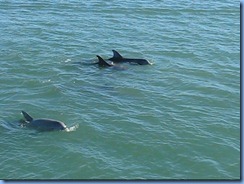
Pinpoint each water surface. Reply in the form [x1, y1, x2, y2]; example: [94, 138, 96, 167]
[0, 0, 240, 180]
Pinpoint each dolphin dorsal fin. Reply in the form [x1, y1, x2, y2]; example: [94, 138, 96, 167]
[22, 111, 33, 121]
[96, 55, 112, 67]
[112, 50, 123, 59]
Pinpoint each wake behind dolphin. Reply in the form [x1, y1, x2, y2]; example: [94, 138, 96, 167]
[21, 111, 76, 132]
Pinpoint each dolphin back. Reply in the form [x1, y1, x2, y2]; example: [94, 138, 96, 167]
[96, 55, 113, 67]
[22, 111, 33, 122]
[109, 50, 151, 65]
[30, 119, 67, 131]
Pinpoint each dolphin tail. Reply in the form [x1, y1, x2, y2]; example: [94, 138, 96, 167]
[21, 111, 33, 121]
[111, 50, 123, 59]
[96, 55, 112, 67]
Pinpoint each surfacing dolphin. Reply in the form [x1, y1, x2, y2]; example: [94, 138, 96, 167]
[95, 55, 127, 70]
[21, 111, 67, 131]
[108, 50, 152, 65]
[96, 55, 114, 67]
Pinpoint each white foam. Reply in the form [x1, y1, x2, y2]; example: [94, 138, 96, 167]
[64, 59, 71, 63]
[65, 124, 79, 132]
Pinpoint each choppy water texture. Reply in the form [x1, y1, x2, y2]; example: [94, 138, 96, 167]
[0, 0, 240, 180]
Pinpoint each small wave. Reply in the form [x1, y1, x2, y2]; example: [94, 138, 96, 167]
[148, 60, 154, 65]
[60, 59, 72, 63]
[65, 124, 79, 132]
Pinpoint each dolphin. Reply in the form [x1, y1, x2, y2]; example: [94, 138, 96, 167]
[96, 55, 114, 67]
[108, 50, 152, 65]
[95, 55, 127, 70]
[21, 111, 67, 131]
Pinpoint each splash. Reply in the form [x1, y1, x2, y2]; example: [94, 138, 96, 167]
[64, 59, 71, 63]
[65, 124, 79, 132]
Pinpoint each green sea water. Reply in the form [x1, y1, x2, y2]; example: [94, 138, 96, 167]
[0, 0, 240, 180]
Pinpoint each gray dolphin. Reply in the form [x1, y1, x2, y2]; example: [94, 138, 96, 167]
[108, 50, 152, 65]
[21, 111, 67, 131]
[95, 55, 127, 70]
[96, 55, 114, 67]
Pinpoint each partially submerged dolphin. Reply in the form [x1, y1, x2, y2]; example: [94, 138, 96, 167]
[21, 111, 67, 131]
[95, 55, 127, 70]
[108, 50, 152, 65]
[96, 55, 114, 67]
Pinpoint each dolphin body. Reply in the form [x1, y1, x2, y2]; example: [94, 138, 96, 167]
[95, 55, 127, 70]
[21, 111, 67, 131]
[108, 50, 152, 65]
[96, 55, 114, 67]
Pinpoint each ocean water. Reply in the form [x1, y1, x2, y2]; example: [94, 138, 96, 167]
[0, 0, 240, 180]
